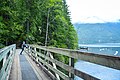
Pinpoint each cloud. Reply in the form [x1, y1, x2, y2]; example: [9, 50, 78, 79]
[66, 0, 120, 23]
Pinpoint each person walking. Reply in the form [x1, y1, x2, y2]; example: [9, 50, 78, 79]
[20, 41, 26, 55]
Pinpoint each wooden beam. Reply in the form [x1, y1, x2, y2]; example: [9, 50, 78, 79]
[49, 52, 60, 80]
[32, 50, 100, 80]
[0, 44, 16, 80]
[38, 57, 70, 80]
[69, 57, 74, 79]
[30, 45, 120, 70]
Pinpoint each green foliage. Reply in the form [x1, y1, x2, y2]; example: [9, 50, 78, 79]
[0, 0, 78, 58]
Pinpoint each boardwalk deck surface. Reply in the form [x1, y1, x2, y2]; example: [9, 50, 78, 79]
[9, 49, 51, 80]
[20, 54, 39, 80]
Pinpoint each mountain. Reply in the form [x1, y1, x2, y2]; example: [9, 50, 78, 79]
[73, 22, 120, 44]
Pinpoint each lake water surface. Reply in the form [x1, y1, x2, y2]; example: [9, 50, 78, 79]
[75, 43, 120, 80]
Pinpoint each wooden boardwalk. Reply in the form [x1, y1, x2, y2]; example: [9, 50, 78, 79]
[9, 49, 51, 80]
[1, 44, 120, 80]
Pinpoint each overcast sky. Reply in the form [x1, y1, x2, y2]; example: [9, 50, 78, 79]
[66, 0, 120, 23]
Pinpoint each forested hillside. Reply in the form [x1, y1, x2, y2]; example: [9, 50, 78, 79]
[0, 0, 78, 49]
[74, 22, 120, 44]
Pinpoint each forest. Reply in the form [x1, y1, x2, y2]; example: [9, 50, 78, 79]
[0, 0, 78, 49]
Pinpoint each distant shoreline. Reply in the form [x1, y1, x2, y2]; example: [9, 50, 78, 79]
[79, 43, 120, 48]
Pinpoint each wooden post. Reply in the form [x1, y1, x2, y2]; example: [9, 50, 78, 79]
[6, 49, 13, 80]
[49, 52, 60, 80]
[10, 49, 12, 56]
[28, 46, 31, 55]
[34, 48, 38, 62]
[0, 59, 3, 70]
[39, 49, 41, 53]
[12, 45, 15, 55]
[38, 49, 41, 62]
[69, 57, 74, 79]
[10, 49, 13, 60]
[3, 55, 7, 67]
[28, 46, 29, 53]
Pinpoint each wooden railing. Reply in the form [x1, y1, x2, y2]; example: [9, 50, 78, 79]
[26, 44, 120, 80]
[0, 44, 16, 80]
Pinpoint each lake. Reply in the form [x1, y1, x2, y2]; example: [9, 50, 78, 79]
[75, 43, 120, 80]
[79, 43, 120, 56]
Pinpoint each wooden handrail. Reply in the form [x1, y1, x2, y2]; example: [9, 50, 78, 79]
[27, 44, 120, 80]
[0, 44, 16, 80]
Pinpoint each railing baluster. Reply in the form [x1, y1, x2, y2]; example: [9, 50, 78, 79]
[0, 44, 16, 80]
[29, 47, 32, 55]
[3, 54, 7, 67]
[34, 48, 39, 62]
[49, 52, 60, 80]
[69, 57, 74, 79]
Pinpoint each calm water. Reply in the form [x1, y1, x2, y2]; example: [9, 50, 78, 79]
[79, 43, 120, 56]
[80, 47, 120, 56]
[75, 43, 120, 80]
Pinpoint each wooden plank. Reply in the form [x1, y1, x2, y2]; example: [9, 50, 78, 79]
[26, 52, 58, 80]
[38, 50, 99, 80]
[69, 57, 74, 79]
[36, 51, 72, 71]
[3, 58, 13, 80]
[49, 52, 60, 80]
[0, 55, 12, 79]
[7, 50, 15, 80]
[35, 52, 68, 79]
[32, 50, 99, 80]
[30, 45, 120, 70]
[32, 50, 60, 80]
[38, 57, 70, 80]
[9, 50, 22, 80]
[0, 47, 10, 61]
[24, 52, 52, 80]
[0, 44, 16, 80]
[0, 44, 15, 61]
[30, 51, 100, 80]
[39, 54, 100, 80]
